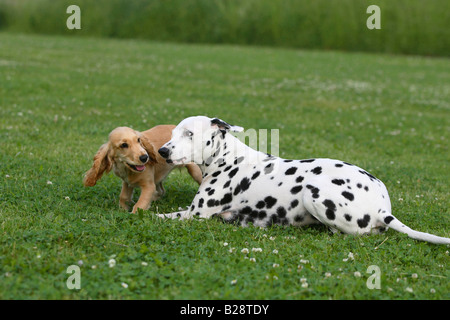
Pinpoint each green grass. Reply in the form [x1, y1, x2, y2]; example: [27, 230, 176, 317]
[1, 0, 449, 56]
[0, 33, 449, 299]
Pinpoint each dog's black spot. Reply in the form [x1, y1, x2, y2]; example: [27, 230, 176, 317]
[278, 182, 283, 186]
[290, 199, 299, 208]
[198, 198, 204, 208]
[364, 186, 369, 192]
[306, 184, 320, 198]
[344, 214, 352, 222]
[342, 191, 354, 201]
[212, 171, 221, 177]
[290, 185, 303, 194]
[384, 216, 394, 224]
[239, 177, 251, 192]
[268, 214, 279, 226]
[284, 160, 293, 163]
[206, 140, 211, 146]
[264, 196, 277, 209]
[256, 201, 265, 209]
[228, 167, 239, 178]
[294, 214, 304, 222]
[190, 204, 195, 211]
[210, 179, 217, 184]
[357, 214, 371, 228]
[300, 159, 315, 163]
[234, 156, 245, 165]
[195, 212, 200, 216]
[208, 189, 215, 196]
[258, 211, 267, 219]
[312, 166, 322, 175]
[322, 199, 336, 220]
[223, 180, 231, 188]
[240, 206, 252, 215]
[205, 156, 213, 166]
[296, 176, 304, 183]
[357, 183, 362, 188]
[276, 206, 287, 218]
[359, 170, 379, 182]
[285, 167, 297, 175]
[220, 193, 233, 205]
[233, 184, 241, 195]
[335, 163, 344, 168]
[207, 199, 216, 207]
[264, 163, 274, 174]
[251, 171, 261, 180]
[332, 179, 346, 186]
[224, 165, 232, 172]
[343, 162, 354, 166]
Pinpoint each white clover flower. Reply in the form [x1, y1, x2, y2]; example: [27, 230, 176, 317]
[249, 258, 256, 262]
[430, 288, 436, 294]
[252, 248, 262, 252]
[405, 287, 413, 293]
[272, 249, 278, 254]
[223, 242, 229, 246]
[299, 259, 309, 264]
[108, 259, 116, 268]
[230, 279, 237, 285]
[354, 271, 362, 278]
[141, 262, 148, 266]
[269, 236, 276, 241]
[325, 272, 331, 278]
[348, 252, 354, 260]
[300, 278, 307, 283]
[46, 180, 53, 185]
[273, 263, 279, 268]
[241, 248, 249, 254]
[301, 282, 308, 288]
[121, 282, 128, 288]
[411, 273, 418, 279]
[77, 260, 83, 266]
[65, 196, 70, 200]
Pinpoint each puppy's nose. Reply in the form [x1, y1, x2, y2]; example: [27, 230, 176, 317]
[139, 154, 149, 163]
[158, 147, 170, 159]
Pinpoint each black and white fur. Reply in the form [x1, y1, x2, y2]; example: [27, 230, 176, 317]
[157, 116, 450, 245]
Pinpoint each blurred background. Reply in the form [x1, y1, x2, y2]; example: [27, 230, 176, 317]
[0, 0, 449, 57]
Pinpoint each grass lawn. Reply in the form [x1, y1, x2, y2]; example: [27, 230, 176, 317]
[0, 33, 449, 300]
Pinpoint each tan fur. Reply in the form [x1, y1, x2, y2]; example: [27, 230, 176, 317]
[83, 125, 202, 213]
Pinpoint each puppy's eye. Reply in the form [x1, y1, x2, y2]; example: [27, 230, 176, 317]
[137, 138, 141, 143]
[120, 143, 128, 148]
[186, 130, 193, 137]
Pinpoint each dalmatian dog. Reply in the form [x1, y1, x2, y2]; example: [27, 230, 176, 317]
[157, 116, 450, 245]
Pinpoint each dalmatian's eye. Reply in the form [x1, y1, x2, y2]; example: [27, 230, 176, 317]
[185, 130, 193, 137]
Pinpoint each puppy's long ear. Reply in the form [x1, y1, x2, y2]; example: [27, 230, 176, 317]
[83, 143, 113, 186]
[139, 135, 157, 163]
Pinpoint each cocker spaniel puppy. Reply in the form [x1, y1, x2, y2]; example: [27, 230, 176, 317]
[83, 125, 202, 213]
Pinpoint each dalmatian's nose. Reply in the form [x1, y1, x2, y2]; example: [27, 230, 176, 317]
[158, 147, 170, 159]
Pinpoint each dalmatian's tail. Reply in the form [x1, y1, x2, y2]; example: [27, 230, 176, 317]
[386, 216, 450, 245]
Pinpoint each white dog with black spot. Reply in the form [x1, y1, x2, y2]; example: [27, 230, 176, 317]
[157, 116, 450, 245]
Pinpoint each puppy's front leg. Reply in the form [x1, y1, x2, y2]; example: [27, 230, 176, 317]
[119, 182, 134, 211]
[132, 182, 156, 213]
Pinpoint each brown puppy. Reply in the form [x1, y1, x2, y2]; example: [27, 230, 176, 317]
[83, 125, 202, 213]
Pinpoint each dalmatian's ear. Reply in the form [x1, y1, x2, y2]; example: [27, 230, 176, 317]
[210, 118, 244, 133]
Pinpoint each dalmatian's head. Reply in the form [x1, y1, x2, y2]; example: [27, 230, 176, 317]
[158, 116, 243, 165]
